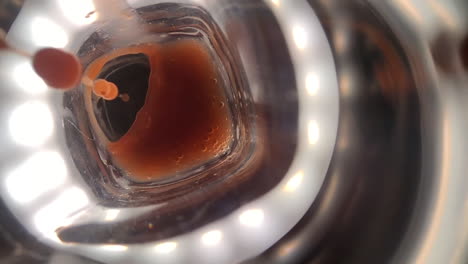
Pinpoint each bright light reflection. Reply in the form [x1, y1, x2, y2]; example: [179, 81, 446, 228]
[13, 62, 48, 94]
[34, 187, 89, 236]
[201, 230, 222, 246]
[32, 17, 69, 48]
[155, 242, 177, 254]
[239, 209, 264, 227]
[278, 240, 299, 257]
[305, 73, 319, 96]
[340, 72, 352, 97]
[102, 245, 128, 251]
[393, 0, 423, 25]
[6, 151, 67, 203]
[9, 101, 54, 147]
[105, 209, 120, 221]
[428, 0, 457, 29]
[308, 120, 319, 145]
[59, 0, 97, 25]
[284, 171, 304, 192]
[292, 25, 307, 50]
[271, 0, 280, 6]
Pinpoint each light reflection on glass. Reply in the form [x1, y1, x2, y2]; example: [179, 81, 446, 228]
[32, 17, 69, 48]
[277, 239, 299, 257]
[154, 241, 177, 254]
[105, 209, 120, 221]
[305, 72, 319, 96]
[13, 62, 48, 94]
[9, 101, 54, 147]
[34, 187, 89, 236]
[6, 151, 67, 203]
[58, 0, 97, 25]
[308, 120, 319, 145]
[239, 209, 264, 227]
[292, 25, 307, 50]
[101, 245, 128, 251]
[428, 0, 457, 29]
[271, 0, 280, 7]
[284, 171, 304, 192]
[201, 230, 222, 246]
[339, 72, 352, 97]
[392, 0, 423, 25]
[334, 29, 348, 54]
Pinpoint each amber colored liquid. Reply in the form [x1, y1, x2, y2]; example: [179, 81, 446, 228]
[84, 40, 232, 181]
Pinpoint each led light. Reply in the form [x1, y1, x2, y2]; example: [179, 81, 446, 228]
[105, 209, 120, 221]
[13, 62, 48, 94]
[102, 245, 128, 251]
[293, 25, 307, 50]
[239, 209, 264, 227]
[6, 151, 66, 203]
[305, 73, 319, 96]
[9, 101, 54, 147]
[32, 17, 69, 48]
[284, 171, 304, 192]
[308, 120, 319, 145]
[155, 242, 177, 254]
[34, 187, 89, 235]
[201, 230, 222, 246]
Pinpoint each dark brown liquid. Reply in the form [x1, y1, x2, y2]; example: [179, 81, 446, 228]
[85, 40, 232, 181]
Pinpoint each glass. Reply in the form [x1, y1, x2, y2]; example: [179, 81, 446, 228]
[0, 0, 467, 264]
[0, 0, 337, 263]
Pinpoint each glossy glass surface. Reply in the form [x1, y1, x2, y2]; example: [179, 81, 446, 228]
[0, 0, 467, 264]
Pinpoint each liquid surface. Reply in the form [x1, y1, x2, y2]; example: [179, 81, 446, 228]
[84, 40, 233, 181]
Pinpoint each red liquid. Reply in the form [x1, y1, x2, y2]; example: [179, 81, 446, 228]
[33, 48, 82, 89]
[84, 40, 232, 181]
